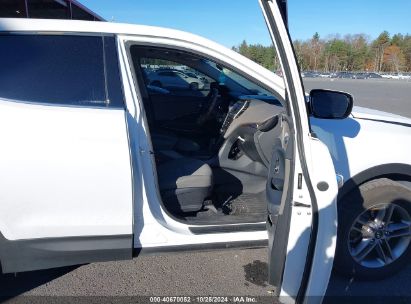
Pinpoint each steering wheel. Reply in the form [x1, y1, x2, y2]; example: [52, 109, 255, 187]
[197, 83, 220, 125]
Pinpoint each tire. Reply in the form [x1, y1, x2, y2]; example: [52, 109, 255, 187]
[335, 178, 411, 280]
[189, 82, 199, 90]
[151, 80, 162, 88]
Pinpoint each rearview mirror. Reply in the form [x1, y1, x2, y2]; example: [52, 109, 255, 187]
[309, 89, 353, 119]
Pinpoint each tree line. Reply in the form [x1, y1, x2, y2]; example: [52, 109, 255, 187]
[232, 32, 411, 73]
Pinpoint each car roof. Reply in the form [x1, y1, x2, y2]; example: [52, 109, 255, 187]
[0, 18, 215, 45]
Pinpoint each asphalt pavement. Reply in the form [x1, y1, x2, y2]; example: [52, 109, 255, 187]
[1, 78, 411, 303]
[2, 247, 411, 303]
[304, 78, 411, 119]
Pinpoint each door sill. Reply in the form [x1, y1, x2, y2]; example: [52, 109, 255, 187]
[188, 222, 265, 234]
[133, 239, 268, 257]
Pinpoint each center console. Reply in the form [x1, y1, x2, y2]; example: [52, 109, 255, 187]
[219, 100, 250, 136]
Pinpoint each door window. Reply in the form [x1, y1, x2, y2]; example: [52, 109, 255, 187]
[0, 35, 123, 108]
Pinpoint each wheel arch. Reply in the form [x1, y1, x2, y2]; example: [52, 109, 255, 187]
[338, 163, 411, 203]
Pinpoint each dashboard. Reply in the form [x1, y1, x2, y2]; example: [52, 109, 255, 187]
[216, 98, 284, 176]
[220, 100, 250, 136]
[220, 99, 283, 139]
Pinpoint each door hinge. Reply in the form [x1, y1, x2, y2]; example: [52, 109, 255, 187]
[293, 201, 311, 208]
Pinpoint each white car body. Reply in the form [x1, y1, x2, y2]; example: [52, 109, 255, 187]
[398, 73, 411, 80]
[0, 1, 410, 302]
[318, 73, 331, 78]
[383, 73, 411, 80]
[312, 106, 411, 199]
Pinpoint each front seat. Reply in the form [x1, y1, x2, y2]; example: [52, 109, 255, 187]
[157, 158, 213, 214]
[150, 83, 220, 154]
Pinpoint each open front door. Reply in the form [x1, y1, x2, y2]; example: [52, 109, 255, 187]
[259, 0, 339, 303]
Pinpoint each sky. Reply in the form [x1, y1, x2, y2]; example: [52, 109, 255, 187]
[81, 0, 411, 47]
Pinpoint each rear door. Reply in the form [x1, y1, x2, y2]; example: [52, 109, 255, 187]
[259, 0, 339, 302]
[0, 34, 133, 273]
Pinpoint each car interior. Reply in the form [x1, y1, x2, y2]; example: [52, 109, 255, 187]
[130, 45, 286, 225]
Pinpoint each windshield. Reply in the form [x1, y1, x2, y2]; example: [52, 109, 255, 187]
[206, 60, 272, 96]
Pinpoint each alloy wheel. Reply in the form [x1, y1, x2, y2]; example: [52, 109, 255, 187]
[348, 203, 411, 268]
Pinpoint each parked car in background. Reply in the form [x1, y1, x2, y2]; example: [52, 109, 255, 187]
[352, 72, 368, 79]
[380, 73, 411, 80]
[301, 71, 320, 78]
[302, 71, 390, 80]
[349, 72, 382, 79]
[399, 73, 411, 80]
[148, 69, 205, 90]
[318, 72, 331, 78]
[366, 72, 383, 79]
[335, 71, 354, 79]
[183, 71, 209, 83]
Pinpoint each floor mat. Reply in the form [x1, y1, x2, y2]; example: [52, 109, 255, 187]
[182, 192, 267, 224]
[216, 192, 267, 216]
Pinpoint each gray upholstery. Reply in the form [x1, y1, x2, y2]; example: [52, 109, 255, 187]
[157, 158, 213, 213]
[158, 158, 212, 189]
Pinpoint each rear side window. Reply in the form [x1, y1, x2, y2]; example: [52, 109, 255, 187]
[0, 35, 123, 108]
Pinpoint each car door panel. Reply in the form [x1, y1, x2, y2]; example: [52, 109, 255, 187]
[0, 104, 132, 239]
[260, 0, 338, 301]
[0, 102, 133, 272]
[0, 33, 133, 273]
[266, 114, 293, 287]
[302, 138, 338, 299]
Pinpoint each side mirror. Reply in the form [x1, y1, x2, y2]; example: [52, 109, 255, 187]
[309, 89, 353, 119]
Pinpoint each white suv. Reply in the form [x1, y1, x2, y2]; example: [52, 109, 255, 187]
[0, 1, 410, 302]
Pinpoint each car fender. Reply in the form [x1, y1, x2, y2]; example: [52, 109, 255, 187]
[337, 163, 411, 201]
[310, 116, 411, 203]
